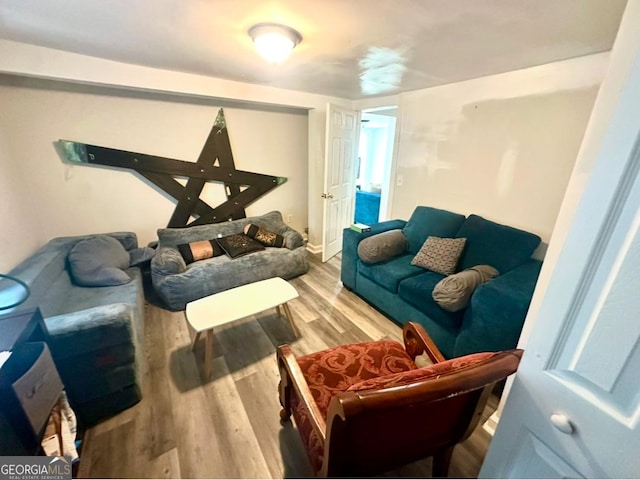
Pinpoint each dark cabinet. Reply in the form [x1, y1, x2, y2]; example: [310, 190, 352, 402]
[1, 342, 64, 455]
[0, 309, 64, 455]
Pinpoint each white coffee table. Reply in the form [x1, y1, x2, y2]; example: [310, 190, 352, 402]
[185, 277, 300, 379]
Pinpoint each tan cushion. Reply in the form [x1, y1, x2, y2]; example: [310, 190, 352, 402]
[177, 239, 224, 264]
[432, 265, 499, 312]
[357, 229, 407, 264]
[411, 236, 466, 275]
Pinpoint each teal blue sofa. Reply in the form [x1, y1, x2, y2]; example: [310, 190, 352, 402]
[341, 206, 542, 359]
[4, 232, 145, 425]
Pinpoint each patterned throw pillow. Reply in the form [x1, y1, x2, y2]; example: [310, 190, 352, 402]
[177, 239, 224, 264]
[243, 223, 286, 247]
[411, 236, 467, 275]
[216, 233, 265, 258]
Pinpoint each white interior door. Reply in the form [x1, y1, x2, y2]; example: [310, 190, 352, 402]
[321, 103, 359, 262]
[481, 3, 640, 477]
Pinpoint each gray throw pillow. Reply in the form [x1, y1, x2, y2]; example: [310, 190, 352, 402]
[432, 265, 499, 312]
[68, 235, 131, 287]
[357, 229, 408, 264]
[411, 236, 467, 275]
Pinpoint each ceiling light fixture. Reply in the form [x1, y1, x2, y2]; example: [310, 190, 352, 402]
[248, 23, 302, 64]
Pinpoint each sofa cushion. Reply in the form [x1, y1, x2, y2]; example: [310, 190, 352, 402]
[456, 214, 541, 273]
[348, 351, 497, 391]
[411, 236, 466, 275]
[290, 340, 416, 473]
[41, 266, 141, 318]
[398, 272, 465, 328]
[357, 229, 407, 264]
[68, 235, 131, 287]
[402, 206, 466, 254]
[358, 254, 424, 293]
[296, 339, 417, 416]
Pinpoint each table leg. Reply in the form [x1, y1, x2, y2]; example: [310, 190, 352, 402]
[276, 305, 282, 317]
[204, 329, 214, 380]
[282, 302, 299, 337]
[191, 331, 201, 351]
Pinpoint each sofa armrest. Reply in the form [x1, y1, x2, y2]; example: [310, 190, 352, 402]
[340, 219, 407, 289]
[280, 226, 305, 250]
[403, 322, 446, 363]
[44, 303, 138, 357]
[151, 246, 187, 276]
[46, 231, 139, 251]
[249, 211, 304, 250]
[277, 344, 327, 441]
[453, 259, 542, 357]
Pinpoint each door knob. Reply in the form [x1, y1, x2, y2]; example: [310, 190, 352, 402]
[321, 193, 334, 199]
[550, 413, 575, 435]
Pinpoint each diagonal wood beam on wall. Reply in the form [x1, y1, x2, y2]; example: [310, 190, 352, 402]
[57, 108, 286, 227]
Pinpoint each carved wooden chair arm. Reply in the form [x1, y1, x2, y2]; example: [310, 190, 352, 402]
[402, 322, 446, 363]
[277, 344, 327, 442]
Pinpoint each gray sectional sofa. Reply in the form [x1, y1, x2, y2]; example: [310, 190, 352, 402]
[4, 232, 146, 425]
[151, 210, 310, 311]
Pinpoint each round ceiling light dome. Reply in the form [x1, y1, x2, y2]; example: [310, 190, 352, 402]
[248, 23, 302, 64]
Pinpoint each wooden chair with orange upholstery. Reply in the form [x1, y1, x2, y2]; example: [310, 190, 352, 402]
[277, 321, 523, 477]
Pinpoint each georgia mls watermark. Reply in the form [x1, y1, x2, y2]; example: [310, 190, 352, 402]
[0, 456, 71, 480]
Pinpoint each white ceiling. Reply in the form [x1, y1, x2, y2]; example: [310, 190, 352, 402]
[0, 0, 628, 100]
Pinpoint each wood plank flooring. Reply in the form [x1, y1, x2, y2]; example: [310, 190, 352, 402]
[76, 253, 497, 478]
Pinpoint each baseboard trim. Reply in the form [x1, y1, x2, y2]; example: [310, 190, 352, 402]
[482, 410, 500, 436]
[306, 243, 322, 254]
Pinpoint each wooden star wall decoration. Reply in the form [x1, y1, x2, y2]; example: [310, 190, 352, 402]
[58, 108, 286, 227]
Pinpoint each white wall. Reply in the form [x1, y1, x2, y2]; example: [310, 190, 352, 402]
[517, 1, 640, 348]
[390, 53, 609, 248]
[0, 124, 45, 271]
[0, 39, 349, 259]
[0, 75, 308, 268]
[0, 40, 612, 261]
[306, 109, 327, 251]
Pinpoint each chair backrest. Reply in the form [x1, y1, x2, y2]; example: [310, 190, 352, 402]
[320, 349, 523, 477]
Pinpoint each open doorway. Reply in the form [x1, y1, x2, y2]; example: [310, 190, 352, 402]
[354, 107, 397, 226]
